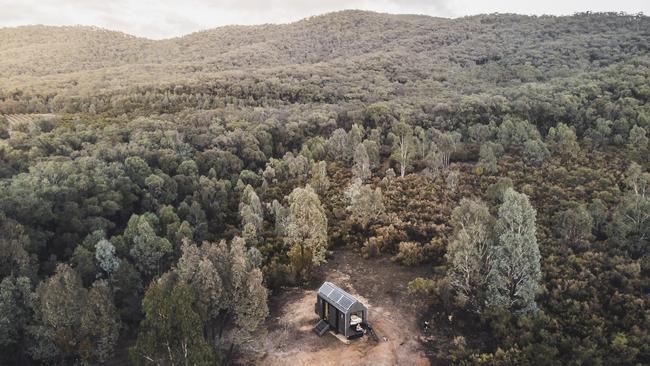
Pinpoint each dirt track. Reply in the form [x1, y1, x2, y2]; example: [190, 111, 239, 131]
[256, 249, 431, 366]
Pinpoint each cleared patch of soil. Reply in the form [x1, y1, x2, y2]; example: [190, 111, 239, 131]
[255, 249, 431, 366]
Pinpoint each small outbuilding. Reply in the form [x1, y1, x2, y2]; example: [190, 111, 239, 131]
[313, 282, 368, 339]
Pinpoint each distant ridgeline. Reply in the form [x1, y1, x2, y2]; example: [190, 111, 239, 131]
[0, 11, 647, 124]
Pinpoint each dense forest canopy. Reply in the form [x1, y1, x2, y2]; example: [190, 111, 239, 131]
[0, 10, 649, 366]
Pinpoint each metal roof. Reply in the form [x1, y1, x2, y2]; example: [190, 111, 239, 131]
[317, 282, 364, 312]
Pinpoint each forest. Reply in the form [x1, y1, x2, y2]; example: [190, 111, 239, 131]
[0, 10, 649, 366]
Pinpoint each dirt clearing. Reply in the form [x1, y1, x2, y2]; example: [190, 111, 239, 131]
[255, 249, 432, 366]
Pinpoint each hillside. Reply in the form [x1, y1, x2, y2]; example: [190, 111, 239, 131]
[1, 11, 648, 115]
[0, 10, 649, 366]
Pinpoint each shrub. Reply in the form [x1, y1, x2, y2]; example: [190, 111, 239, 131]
[392, 242, 424, 266]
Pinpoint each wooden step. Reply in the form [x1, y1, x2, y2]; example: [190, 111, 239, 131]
[313, 319, 330, 336]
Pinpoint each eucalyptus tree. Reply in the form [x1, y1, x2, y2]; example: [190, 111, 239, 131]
[286, 185, 328, 280]
[239, 184, 263, 242]
[352, 143, 371, 182]
[488, 188, 541, 313]
[308, 161, 330, 196]
[446, 198, 494, 311]
[546, 122, 579, 160]
[345, 179, 386, 229]
[390, 118, 414, 177]
[609, 163, 650, 257]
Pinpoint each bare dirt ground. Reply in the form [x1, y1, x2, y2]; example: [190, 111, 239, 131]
[255, 249, 432, 366]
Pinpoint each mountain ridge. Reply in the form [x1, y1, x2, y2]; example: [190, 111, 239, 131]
[0, 10, 647, 115]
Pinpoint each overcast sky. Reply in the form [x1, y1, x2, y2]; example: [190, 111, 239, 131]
[0, 0, 647, 39]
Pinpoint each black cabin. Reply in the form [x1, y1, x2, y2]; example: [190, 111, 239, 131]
[313, 282, 368, 339]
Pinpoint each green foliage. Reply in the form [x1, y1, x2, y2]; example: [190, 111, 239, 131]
[0, 276, 34, 363]
[239, 184, 263, 242]
[489, 189, 541, 313]
[609, 163, 650, 258]
[446, 198, 494, 311]
[487, 177, 515, 205]
[352, 143, 371, 181]
[345, 179, 386, 229]
[176, 238, 268, 354]
[0, 11, 649, 365]
[546, 123, 579, 160]
[95, 239, 120, 277]
[286, 185, 328, 280]
[125, 214, 173, 278]
[497, 117, 540, 151]
[130, 274, 216, 366]
[554, 205, 593, 246]
[522, 139, 550, 166]
[79, 280, 120, 365]
[0, 214, 35, 279]
[308, 161, 330, 196]
[478, 143, 499, 174]
[627, 125, 648, 162]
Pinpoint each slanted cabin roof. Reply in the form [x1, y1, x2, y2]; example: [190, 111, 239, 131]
[318, 282, 365, 314]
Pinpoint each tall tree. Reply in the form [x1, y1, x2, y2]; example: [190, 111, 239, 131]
[79, 280, 120, 365]
[352, 143, 371, 182]
[130, 274, 215, 366]
[0, 276, 34, 365]
[239, 185, 263, 243]
[32, 264, 87, 364]
[446, 198, 495, 311]
[176, 238, 268, 356]
[546, 122, 579, 160]
[390, 118, 414, 177]
[609, 163, 650, 257]
[326, 128, 348, 162]
[436, 132, 461, 169]
[286, 185, 328, 280]
[627, 125, 648, 162]
[478, 143, 498, 174]
[488, 188, 541, 313]
[522, 139, 550, 166]
[308, 161, 330, 196]
[0, 214, 35, 279]
[126, 214, 172, 278]
[345, 179, 386, 229]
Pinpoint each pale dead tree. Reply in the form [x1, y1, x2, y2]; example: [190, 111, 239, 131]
[390, 118, 414, 177]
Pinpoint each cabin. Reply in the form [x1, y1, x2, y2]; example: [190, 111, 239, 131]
[313, 282, 368, 339]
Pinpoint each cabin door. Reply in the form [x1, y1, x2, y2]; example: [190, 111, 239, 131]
[327, 303, 337, 329]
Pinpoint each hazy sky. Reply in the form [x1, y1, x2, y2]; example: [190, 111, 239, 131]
[0, 0, 647, 39]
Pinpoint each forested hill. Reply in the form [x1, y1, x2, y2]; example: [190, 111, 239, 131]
[1, 10, 650, 366]
[0, 11, 648, 115]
